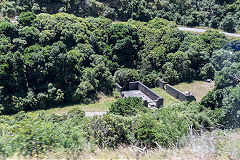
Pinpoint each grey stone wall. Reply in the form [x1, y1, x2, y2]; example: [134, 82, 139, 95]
[138, 82, 158, 100]
[137, 81, 164, 107]
[177, 91, 187, 101]
[166, 84, 178, 99]
[129, 82, 138, 90]
[143, 100, 148, 107]
[116, 81, 164, 108]
[158, 79, 167, 90]
[155, 98, 164, 108]
[166, 84, 196, 102]
[116, 83, 123, 92]
[185, 95, 196, 102]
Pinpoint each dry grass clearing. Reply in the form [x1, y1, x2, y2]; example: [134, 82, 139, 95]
[51, 96, 115, 114]
[174, 81, 215, 102]
[152, 81, 215, 105]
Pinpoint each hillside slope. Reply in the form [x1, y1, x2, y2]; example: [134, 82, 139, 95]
[1, 0, 240, 32]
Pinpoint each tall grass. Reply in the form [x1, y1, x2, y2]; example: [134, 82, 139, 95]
[11, 129, 239, 160]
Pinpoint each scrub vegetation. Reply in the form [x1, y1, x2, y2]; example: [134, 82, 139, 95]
[0, 1, 239, 159]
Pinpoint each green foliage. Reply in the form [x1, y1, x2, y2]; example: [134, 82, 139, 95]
[0, 99, 220, 158]
[84, 114, 135, 148]
[109, 97, 147, 116]
[1, 0, 239, 32]
[114, 68, 139, 89]
[0, 12, 232, 115]
[222, 85, 240, 128]
[201, 43, 239, 129]
[141, 71, 159, 88]
[12, 116, 56, 156]
[67, 108, 85, 119]
[106, 23, 140, 68]
[134, 102, 218, 147]
[0, 1, 16, 17]
[18, 12, 36, 26]
[0, 20, 18, 39]
[220, 15, 236, 33]
[0, 111, 87, 157]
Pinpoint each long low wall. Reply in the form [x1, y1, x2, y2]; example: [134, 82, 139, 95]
[116, 83, 123, 92]
[135, 81, 164, 108]
[166, 84, 196, 102]
[158, 79, 167, 90]
[138, 82, 160, 101]
[129, 82, 138, 90]
[166, 84, 178, 99]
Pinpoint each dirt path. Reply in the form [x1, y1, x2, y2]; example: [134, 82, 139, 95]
[85, 112, 106, 117]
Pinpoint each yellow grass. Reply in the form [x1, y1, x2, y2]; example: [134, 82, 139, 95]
[174, 81, 215, 102]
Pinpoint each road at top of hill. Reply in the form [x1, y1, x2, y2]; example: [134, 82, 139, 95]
[178, 27, 240, 38]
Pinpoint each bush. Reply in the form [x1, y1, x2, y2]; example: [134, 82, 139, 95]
[114, 68, 139, 89]
[222, 85, 240, 128]
[67, 108, 85, 119]
[141, 72, 159, 88]
[133, 102, 218, 147]
[220, 16, 236, 33]
[109, 97, 147, 116]
[84, 114, 135, 148]
[11, 115, 57, 156]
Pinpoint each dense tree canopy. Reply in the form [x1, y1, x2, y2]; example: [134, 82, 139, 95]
[1, 0, 240, 32]
[0, 2, 239, 159]
[0, 12, 235, 115]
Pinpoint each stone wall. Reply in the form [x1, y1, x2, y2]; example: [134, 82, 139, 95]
[158, 79, 167, 90]
[116, 83, 123, 92]
[138, 82, 159, 100]
[166, 84, 196, 102]
[143, 100, 148, 107]
[166, 84, 178, 99]
[129, 82, 138, 90]
[115, 81, 164, 108]
[137, 81, 164, 108]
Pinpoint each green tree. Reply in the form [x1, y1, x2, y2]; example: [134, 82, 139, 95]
[109, 97, 147, 116]
[222, 85, 240, 128]
[114, 68, 139, 89]
[18, 12, 36, 26]
[106, 23, 140, 68]
[220, 15, 236, 33]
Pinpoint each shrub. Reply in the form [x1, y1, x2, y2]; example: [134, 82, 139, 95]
[220, 16, 236, 33]
[114, 68, 139, 89]
[109, 97, 147, 116]
[84, 114, 135, 148]
[141, 72, 159, 88]
[53, 119, 86, 152]
[133, 102, 218, 147]
[67, 108, 85, 119]
[11, 115, 57, 156]
[222, 85, 240, 128]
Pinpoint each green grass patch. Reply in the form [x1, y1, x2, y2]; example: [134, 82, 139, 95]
[151, 88, 179, 106]
[24, 95, 117, 116]
[13, 81, 214, 116]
